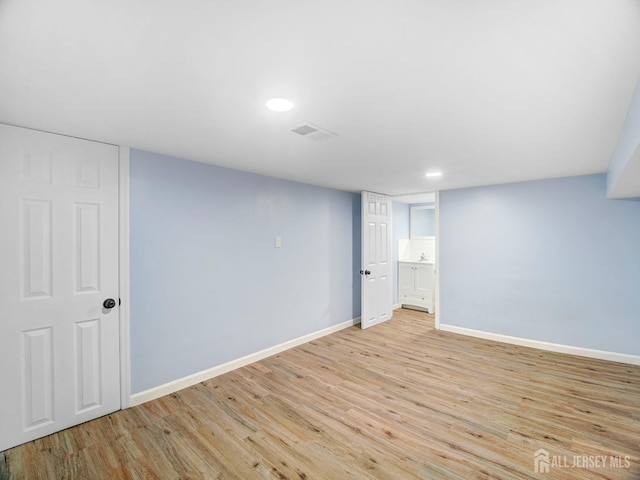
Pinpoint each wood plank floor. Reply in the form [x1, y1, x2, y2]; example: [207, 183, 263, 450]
[2, 309, 639, 479]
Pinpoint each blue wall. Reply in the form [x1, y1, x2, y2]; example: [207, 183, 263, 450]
[130, 150, 361, 393]
[392, 201, 410, 305]
[440, 174, 640, 355]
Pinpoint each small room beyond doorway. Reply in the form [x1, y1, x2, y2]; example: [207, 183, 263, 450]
[392, 193, 437, 316]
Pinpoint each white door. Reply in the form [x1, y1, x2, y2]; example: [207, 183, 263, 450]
[360, 191, 392, 329]
[0, 124, 121, 451]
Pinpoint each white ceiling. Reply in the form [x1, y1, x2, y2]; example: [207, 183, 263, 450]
[1, 0, 639, 195]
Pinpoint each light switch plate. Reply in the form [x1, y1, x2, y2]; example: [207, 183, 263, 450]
[275, 236, 282, 248]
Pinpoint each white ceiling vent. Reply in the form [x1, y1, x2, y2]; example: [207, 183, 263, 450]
[291, 123, 338, 141]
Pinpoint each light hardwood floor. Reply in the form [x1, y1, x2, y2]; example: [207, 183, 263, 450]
[2, 309, 639, 479]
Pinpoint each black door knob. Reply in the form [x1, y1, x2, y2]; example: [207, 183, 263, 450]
[103, 298, 117, 309]
[365, 270, 371, 275]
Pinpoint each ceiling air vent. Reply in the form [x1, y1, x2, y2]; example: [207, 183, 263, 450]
[291, 123, 338, 141]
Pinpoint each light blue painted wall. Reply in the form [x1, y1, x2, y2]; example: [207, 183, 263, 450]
[130, 150, 361, 393]
[440, 174, 640, 355]
[392, 202, 410, 305]
[607, 78, 640, 196]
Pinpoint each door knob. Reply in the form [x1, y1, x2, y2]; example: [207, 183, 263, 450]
[365, 270, 371, 275]
[103, 298, 117, 309]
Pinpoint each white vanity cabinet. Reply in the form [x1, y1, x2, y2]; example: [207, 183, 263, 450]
[398, 261, 434, 312]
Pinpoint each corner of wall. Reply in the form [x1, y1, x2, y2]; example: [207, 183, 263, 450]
[607, 78, 640, 199]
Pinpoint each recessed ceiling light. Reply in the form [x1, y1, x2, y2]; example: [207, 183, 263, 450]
[425, 171, 442, 178]
[266, 98, 293, 112]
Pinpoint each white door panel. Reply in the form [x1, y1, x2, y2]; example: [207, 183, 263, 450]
[0, 124, 121, 451]
[360, 192, 392, 329]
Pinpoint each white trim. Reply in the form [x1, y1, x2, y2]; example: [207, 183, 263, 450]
[438, 324, 640, 366]
[130, 317, 362, 406]
[434, 191, 440, 330]
[393, 303, 402, 310]
[118, 147, 131, 408]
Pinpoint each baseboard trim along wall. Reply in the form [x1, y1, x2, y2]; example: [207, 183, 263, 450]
[439, 324, 640, 366]
[131, 317, 362, 406]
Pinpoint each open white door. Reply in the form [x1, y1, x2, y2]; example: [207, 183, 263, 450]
[0, 124, 121, 451]
[360, 191, 392, 329]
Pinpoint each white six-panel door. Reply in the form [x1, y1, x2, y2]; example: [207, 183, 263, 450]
[360, 191, 392, 329]
[0, 124, 121, 451]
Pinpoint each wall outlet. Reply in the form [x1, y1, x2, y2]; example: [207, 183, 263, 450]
[275, 236, 282, 248]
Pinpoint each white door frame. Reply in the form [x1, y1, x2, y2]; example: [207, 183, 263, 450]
[118, 147, 131, 408]
[434, 191, 441, 330]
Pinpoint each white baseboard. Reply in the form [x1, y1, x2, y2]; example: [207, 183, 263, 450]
[393, 303, 402, 310]
[439, 324, 640, 366]
[130, 317, 362, 407]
